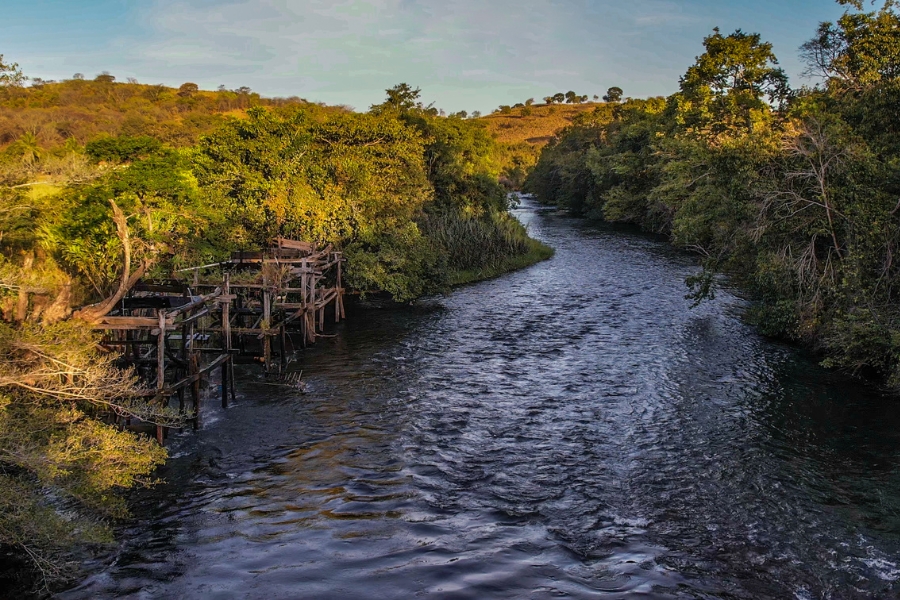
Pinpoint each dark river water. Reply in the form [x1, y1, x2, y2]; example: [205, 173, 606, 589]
[62, 198, 900, 599]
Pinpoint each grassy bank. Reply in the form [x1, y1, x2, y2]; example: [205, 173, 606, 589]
[448, 237, 554, 286]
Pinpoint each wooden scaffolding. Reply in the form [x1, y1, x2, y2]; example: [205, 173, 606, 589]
[93, 280, 234, 443]
[182, 238, 346, 373]
[89, 239, 346, 443]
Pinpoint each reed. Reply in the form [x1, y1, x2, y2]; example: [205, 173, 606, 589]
[421, 209, 552, 282]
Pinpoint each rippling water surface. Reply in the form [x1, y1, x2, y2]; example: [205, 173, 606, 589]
[63, 199, 900, 599]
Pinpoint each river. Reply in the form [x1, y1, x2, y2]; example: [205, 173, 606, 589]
[62, 198, 900, 599]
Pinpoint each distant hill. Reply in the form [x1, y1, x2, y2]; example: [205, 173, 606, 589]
[479, 102, 606, 147]
[0, 77, 343, 153]
[0, 77, 611, 190]
[477, 102, 612, 188]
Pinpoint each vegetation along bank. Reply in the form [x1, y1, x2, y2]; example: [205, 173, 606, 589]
[526, 0, 900, 391]
[0, 69, 550, 593]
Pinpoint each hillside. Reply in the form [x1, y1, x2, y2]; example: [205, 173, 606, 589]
[479, 102, 607, 146]
[0, 78, 351, 186]
[477, 102, 613, 188]
[0, 77, 343, 155]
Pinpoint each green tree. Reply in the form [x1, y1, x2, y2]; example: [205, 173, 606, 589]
[603, 87, 623, 102]
[801, 0, 900, 87]
[195, 106, 445, 299]
[0, 54, 25, 87]
[85, 135, 163, 163]
[673, 28, 789, 136]
[177, 82, 199, 97]
[15, 132, 43, 166]
[375, 82, 422, 112]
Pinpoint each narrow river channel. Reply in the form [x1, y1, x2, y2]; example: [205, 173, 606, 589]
[63, 198, 900, 599]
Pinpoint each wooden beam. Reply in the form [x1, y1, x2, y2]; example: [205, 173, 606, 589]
[167, 288, 222, 318]
[165, 352, 230, 394]
[157, 310, 166, 391]
[93, 316, 170, 329]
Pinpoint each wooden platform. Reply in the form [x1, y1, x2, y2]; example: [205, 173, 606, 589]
[86, 238, 346, 444]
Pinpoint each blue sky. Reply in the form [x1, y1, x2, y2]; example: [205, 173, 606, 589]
[4, 0, 846, 113]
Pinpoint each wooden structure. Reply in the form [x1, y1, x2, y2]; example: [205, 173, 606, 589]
[183, 237, 346, 372]
[89, 239, 345, 443]
[93, 280, 234, 443]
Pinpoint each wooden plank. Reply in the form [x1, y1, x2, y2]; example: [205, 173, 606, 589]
[93, 316, 165, 329]
[167, 289, 222, 318]
[179, 307, 210, 326]
[282, 309, 307, 325]
[276, 237, 316, 252]
[165, 352, 230, 394]
[175, 260, 228, 273]
[99, 339, 156, 346]
[274, 302, 307, 310]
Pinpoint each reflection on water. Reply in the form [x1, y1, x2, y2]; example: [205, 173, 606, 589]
[63, 199, 900, 599]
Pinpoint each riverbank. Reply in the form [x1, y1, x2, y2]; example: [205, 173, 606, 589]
[448, 237, 554, 286]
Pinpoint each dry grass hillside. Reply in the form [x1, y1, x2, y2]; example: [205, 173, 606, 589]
[0, 78, 347, 185]
[479, 102, 608, 148]
[477, 102, 611, 188]
[0, 78, 343, 152]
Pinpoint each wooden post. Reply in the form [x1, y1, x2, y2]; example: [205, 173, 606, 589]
[188, 317, 199, 428]
[223, 273, 232, 353]
[191, 352, 200, 430]
[178, 314, 188, 413]
[335, 252, 342, 322]
[337, 253, 345, 319]
[302, 257, 315, 344]
[300, 311, 308, 349]
[157, 310, 166, 391]
[221, 357, 229, 409]
[156, 309, 166, 444]
[301, 257, 308, 329]
[222, 273, 231, 409]
[278, 323, 287, 375]
[263, 281, 272, 374]
[313, 274, 321, 333]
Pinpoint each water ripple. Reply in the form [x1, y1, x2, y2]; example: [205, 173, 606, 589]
[62, 199, 900, 600]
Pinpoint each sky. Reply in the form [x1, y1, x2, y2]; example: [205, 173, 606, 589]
[4, 0, 847, 113]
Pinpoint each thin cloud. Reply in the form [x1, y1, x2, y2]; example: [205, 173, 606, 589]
[134, 0, 673, 108]
[98, 0, 840, 112]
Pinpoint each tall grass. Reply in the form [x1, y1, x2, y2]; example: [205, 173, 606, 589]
[421, 209, 552, 284]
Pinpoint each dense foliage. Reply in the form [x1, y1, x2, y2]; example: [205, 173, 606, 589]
[525, 0, 900, 387]
[0, 73, 338, 187]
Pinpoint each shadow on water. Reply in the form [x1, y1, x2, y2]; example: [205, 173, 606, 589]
[61, 198, 900, 599]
